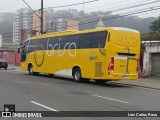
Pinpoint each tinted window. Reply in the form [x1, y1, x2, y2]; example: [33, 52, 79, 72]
[68, 35, 79, 49]
[47, 37, 58, 50]
[36, 39, 46, 50]
[23, 40, 29, 54]
[59, 36, 69, 49]
[92, 31, 107, 48]
[24, 40, 29, 46]
[28, 40, 36, 53]
[79, 33, 93, 48]
[41, 38, 47, 50]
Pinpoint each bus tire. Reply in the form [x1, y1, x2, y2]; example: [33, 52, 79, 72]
[73, 68, 83, 83]
[28, 64, 34, 75]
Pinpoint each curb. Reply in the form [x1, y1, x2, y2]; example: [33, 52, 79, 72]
[109, 82, 160, 91]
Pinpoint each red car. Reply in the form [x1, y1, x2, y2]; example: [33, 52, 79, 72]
[0, 59, 8, 70]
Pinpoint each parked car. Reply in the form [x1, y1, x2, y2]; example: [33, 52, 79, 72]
[0, 59, 8, 70]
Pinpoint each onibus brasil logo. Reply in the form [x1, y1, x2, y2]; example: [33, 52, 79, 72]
[2, 104, 42, 118]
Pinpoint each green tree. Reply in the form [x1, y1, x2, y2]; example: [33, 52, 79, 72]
[149, 17, 160, 32]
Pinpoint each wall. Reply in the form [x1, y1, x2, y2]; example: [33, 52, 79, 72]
[143, 44, 160, 77]
[0, 53, 20, 66]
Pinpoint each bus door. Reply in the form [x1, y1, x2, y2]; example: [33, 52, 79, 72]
[18, 41, 29, 62]
[21, 47, 27, 62]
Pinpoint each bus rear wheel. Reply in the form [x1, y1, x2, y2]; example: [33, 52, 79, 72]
[73, 68, 83, 83]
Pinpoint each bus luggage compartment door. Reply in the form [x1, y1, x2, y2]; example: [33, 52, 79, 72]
[114, 56, 127, 74]
[114, 56, 137, 74]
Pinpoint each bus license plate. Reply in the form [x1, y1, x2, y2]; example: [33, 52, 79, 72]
[122, 75, 129, 79]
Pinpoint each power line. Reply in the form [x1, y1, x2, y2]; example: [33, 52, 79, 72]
[34, 0, 99, 13]
[0, 0, 16, 11]
[86, 0, 152, 12]
[47, 0, 159, 20]
[22, 0, 40, 19]
[45, 0, 99, 9]
[1, 0, 160, 38]
[109, 0, 159, 12]
[46, 0, 160, 29]
[0, 0, 156, 27]
[52, 6, 160, 31]
[2, 6, 160, 36]
[0, 0, 99, 30]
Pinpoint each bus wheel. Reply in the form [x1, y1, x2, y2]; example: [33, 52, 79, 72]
[28, 65, 34, 75]
[73, 68, 83, 82]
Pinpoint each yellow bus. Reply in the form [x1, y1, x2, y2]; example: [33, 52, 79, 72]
[18, 27, 140, 83]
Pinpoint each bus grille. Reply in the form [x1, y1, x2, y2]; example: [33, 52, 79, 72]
[95, 62, 102, 77]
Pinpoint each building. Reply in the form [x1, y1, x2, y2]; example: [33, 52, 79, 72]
[47, 8, 79, 33]
[142, 41, 160, 77]
[48, 18, 79, 32]
[21, 29, 36, 43]
[13, 8, 46, 43]
[13, 8, 33, 43]
[32, 11, 46, 35]
[66, 19, 79, 30]
[0, 33, 2, 47]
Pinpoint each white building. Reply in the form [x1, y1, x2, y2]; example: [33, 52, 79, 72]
[143, 41, 160, 77]
[13, 8, 33, 43]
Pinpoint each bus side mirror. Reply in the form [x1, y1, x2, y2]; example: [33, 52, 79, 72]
[17, 45, 25, 53]
[20, 42, 23, 46]
[17, 47, 20, 53]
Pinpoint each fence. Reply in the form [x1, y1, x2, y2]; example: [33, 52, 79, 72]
[0, 52, 20, 66]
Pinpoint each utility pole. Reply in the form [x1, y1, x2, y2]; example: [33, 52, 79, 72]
[41, 0, 43, 34]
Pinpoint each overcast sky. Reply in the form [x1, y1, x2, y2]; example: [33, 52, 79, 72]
[0, 0, 160, 18]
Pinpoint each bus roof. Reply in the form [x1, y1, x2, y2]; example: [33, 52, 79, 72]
[31, 30, 77, 39]
[27, 27, 139, 41]
[110, 27, 139, 33]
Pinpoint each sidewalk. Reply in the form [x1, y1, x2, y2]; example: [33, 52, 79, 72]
[6, 65, 160, 90]
[7, 64, 20, 71]
[109, 78, 160, 90]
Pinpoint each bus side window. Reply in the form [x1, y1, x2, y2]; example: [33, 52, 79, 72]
[68, 35, 79, 49]
[59, 36, 69, 49]
[28, 40, 36, 53]
[48, 37, 58, 50]
[41, 38, 47, 50]
[92, 31, 108, 48]
[79, 33, 93, 49]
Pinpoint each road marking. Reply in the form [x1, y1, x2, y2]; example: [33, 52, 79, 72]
[92, 94, 129, 104]
[30, 101, 58, 112]
[37, 83, 52, 86]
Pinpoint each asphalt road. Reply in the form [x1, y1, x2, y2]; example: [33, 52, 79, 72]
[0, 69, 160, 120]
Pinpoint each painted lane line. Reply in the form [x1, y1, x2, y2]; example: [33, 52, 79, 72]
[30, 101, 58, 112]
[37, 83, 52, 86]
[92, 94, 130, 104]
